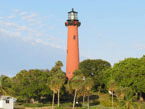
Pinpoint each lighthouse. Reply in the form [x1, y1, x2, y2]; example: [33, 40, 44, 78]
[65, 8, 81, 80]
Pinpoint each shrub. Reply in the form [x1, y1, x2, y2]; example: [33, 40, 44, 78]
[60, 102, 72, 107]
[98, 92, 118, 107]
[23, 103, 44, 107]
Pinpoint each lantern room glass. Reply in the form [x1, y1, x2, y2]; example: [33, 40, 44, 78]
[68, 11, 78, 20]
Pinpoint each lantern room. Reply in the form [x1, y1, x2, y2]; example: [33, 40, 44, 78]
[68, 8, 78, 21]
[65, 8, 81, 27]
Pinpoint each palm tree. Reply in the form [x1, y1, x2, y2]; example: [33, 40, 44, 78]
[0, 75, 12, 98]
[55, 61, 63, 69]
[70, 74, 84, 109]
[54, 61, 65, 107]
[124, 88, 137, 109]
[65, 80, 73, 94]
[116, 87, 137, 109]
[55, 71, 65, 107]
[48, 61, 65, 108]
[83, 77, 94, 109]
[48, 73, 65, 109]
[108, 80, 118, 109]
[77, 88, 87, 106]
[48, 75, 57, 109]
[116, 87, 126, 103]
[0, 85, 7, 98]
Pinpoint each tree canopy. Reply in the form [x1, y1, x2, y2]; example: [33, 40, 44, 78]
[103, 57, 145, 93]
[79, 59, 111, 91]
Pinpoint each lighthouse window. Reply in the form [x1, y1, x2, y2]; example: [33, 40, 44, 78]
[68, 72, 70, 74]
[6, 100, 9, 103]
[73, 35, 76, 39]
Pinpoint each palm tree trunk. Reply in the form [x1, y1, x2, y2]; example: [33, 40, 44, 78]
[99, 88, 100, 93]
[127, 102, 129, 109]
[136, 92, 138, 96]
[73, 89, 77, 109]
[52, 92, 55, 109]
[112, 92, 113, 109]
[88, 92, 90, 109]
[139, 92, 142, 101]
[58, 89, 60, 107]
[26, 100, 28, 103]
[68, 80, 70, 88]
[83, 94, 85, 105]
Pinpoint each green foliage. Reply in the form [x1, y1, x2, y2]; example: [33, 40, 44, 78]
[12, 69, 51, 101]
[48, 61, 65, 93]
[1, 57, 145, 108]
[73, 69, 82, 76]
[124, 88, 135, 101]
[103, 57, 145, 94]
[84, 77, 94, 91]
[60, 102, 72, 107]
[138, 102, 145, 109]
[107, 80, 118, 92]
[115, 87, 138, 109]
[98, 92, 118, 107]
[79, 59, 111, 91]
[23, 103, 49, 107]
[0, 75, 14, 96]
[103, 57, 145, 108]
[116, 87, 127, 101]
[47, 60, 65, 108]
[48, 70, 65, 93]
[70, 74, 84, 91]
[55, 60, 63, 68]
[79, 59, 111, 77]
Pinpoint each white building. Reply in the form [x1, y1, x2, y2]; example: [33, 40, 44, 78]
[0, 96, 14, 109]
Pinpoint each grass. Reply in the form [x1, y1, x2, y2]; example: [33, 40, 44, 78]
[14, 102, 145, 109]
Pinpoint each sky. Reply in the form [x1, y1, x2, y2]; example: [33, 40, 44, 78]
[0, 0, 145, 77]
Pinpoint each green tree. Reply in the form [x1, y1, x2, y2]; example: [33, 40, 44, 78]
[12, 69, 51, 102]
[48, 61, 65, 108]
[103, 57, 145, 100]
[79, 59, 111, 91]
[48, 75, 57, 109]
[55, 60, 63, 69]
[69, 74, 84, 109]
[0, 75, 9, 97]
[48, 72, 65, 109]
[117, 87, 137, 109]
[55, 71, 65, 107]
[83, 77, 94, 109]
[107, 80, 118, 109]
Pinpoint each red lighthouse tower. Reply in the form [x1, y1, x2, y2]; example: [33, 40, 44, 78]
[65, 8, 81, 80]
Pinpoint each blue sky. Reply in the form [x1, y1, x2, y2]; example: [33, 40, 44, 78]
[0, 0, 145, 77]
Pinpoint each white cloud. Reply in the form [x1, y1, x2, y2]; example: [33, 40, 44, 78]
[23, 13, 37, 21]
[18, 25, 27, 31]
[47, 36, 61, 42]
[0, 21, 28, 32]
[0, 28, 20, 37]
[36, 32, 43, 37]
[0, 8, 66, 51]
[20, 12, 27, 16]
[34, 38, 65, 50]
[15, 9, 20, 12]
[0, 21, 18, 28]
[22, 37, 33, 42]
[8, 16, 15, 19]
[21, 13, 39, 26]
